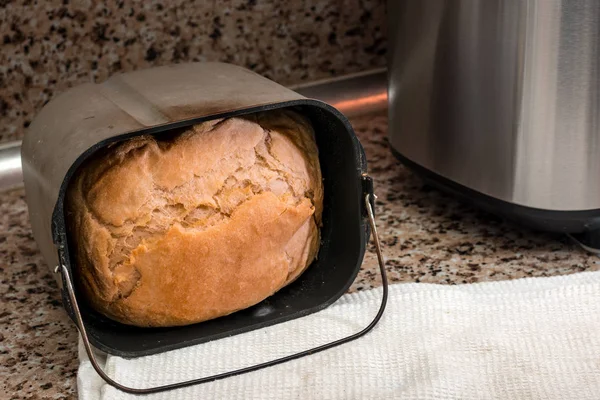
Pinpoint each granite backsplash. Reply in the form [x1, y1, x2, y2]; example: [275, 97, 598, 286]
[0, 0, 387, 143]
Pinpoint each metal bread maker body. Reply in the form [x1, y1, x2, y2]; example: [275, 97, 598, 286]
[22, 62, 374, 358]
[388, 0, 600, 248]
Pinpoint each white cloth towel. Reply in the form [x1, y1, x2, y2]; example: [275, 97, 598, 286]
[78, 272, 600, 400]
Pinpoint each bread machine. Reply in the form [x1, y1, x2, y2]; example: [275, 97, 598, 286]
[388, 0, 600, 250]
[21, 62, 388, 394]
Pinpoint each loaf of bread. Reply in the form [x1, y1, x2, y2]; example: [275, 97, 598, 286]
[66, 110, 323, 327]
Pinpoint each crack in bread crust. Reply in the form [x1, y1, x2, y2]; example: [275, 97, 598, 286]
[65, 110, 323, 326]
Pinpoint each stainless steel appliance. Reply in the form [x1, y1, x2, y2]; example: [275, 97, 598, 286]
[388, 0, 600, 247]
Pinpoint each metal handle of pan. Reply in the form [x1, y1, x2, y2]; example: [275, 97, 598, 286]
[55, 185, 389, 395]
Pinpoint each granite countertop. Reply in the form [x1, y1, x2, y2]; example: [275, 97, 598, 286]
[0, 0, 386, 143]
[1, 111, 598, 399]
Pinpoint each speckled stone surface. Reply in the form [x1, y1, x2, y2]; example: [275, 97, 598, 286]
[0, 0, 386, 143]
[0, 188, 78, 399]
[1, 111, 599, 399]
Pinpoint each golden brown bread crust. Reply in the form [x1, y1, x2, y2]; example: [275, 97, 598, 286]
[66, 110, 323, 327]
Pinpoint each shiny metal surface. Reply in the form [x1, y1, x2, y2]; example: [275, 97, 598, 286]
[293, 68, 387, 117]
[0, 141, 22, 190]
[0, 68, 387, 191]
[388, 0, 600, 211]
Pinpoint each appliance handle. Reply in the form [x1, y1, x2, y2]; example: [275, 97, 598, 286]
[55, 188, 389, 395]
